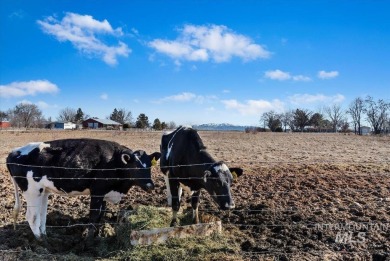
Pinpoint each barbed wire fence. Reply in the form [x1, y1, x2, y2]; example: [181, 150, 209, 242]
[0, 160, 389, 258]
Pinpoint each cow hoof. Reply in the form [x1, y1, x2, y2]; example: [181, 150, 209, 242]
[170, 220, 179, 227]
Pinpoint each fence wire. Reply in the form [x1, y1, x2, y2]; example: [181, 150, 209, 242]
[0, 160, 389, 257]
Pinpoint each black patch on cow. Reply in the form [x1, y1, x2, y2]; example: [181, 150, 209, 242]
[33, 171, 42, 182]
[39, 188, 43, 194]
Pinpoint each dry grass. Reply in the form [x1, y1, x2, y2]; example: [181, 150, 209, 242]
[0, 129, 389, 260]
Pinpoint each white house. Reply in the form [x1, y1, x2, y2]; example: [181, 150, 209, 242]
[52, 122, 77, 130]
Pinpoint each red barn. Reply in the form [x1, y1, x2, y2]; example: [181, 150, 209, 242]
[0, 121, 11, 129]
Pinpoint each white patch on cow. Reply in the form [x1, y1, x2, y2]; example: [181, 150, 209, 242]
[23, 171, 93, 239]
[39, 192, 49, 235]
[104, 191, 124, 204]
[164, 175, 172, 206]
[23, 170, 45, 238]
[40, 175, 90, 196]
[135, 155, 147, 168]
[164, 125, 190, 160]
[225, 202, 235, 209]
[166, 143, 173, 160]
[13, 142, 50, 156]
[214, 163, 229, 173]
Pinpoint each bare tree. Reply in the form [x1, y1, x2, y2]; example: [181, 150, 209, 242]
[260, 111, 282, 132]
[363, 96, 389, 134]
[347, 97, 364, 135]
[57, 107, 77, 122]
[10, 103, 43, 128]
[168, 121, 177, 129]
[0, 111, 8, 121]
[324, 104, 344, 132]
[280, 111, 294, 132]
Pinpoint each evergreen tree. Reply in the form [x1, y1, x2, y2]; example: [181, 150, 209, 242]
[75, 108, 84, 123]
[152, 118, 162, 130]
[135, 113, 149, 129]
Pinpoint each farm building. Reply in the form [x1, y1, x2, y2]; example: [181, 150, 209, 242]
[0, 120, 11, 129]
[82, 118, 122, 129]
[360, 126, 371, 135]
[49, 122, 77, 130]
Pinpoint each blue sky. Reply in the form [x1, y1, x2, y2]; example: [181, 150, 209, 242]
[1, 0, 389, 126]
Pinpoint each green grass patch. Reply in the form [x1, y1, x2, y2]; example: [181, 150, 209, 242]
[110, 205, 241, 260]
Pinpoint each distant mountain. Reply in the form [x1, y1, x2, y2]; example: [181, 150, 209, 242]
[193, 123, 254, 131]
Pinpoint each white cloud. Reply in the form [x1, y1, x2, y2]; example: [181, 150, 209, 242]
[100, 93, 108, 100]
[37, 12, 131, 66]
[222, 99, 284, 116]
[264, 70, 311, 82]
[36, 101, 50, 109]
[292, 75, 312, 82]
[0, 80, 59, 98]
[161, 92, 196, 102]
[264, 69, 291, 81]
[317, 70, 339, 79]
[149, 24, 271, 63]
[288, 93, 345, 105]
[155, 92, 217, 104]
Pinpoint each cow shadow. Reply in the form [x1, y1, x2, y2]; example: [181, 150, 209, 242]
[0, 211, 118, 255]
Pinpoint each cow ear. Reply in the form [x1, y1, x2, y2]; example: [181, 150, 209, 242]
[203, 170, 212, 183]
[149, 152, 161, 166]
[229, 168, 243, 180]
[121, 153, 134, 164]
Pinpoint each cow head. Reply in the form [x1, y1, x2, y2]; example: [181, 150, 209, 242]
[121, 150, 161, 192]
[203, 162, 243, 210]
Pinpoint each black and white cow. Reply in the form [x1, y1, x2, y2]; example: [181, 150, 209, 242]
[6, 138, 161, 239]
[160, 126, 243, 226]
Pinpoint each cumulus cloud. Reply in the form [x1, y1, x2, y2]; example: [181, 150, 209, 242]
[264, 69, 291, 81]
[37, 12, 131, 66]
[288, 93, 345, 105]
[0, 80, 59, 98]
[222, 99, 284, 116]
[317, 70, 339, 79]
[264, 69, 311, 82]
[149, 24, 271, 63]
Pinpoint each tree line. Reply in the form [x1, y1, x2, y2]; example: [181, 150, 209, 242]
[1, 95, 389, 133]
[0, 106, 176, 130]
[259, 96, 389, 134]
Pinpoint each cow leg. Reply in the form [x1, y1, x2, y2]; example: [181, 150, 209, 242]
[85, 195, 106, 238]
[164, 175, 172, 207]
[23, 192, 43, 239]
[39, 191, 50, 236]
[10, 177, 21, 230]
[191, 190, 201, 224]
[169, 180, 181, 227]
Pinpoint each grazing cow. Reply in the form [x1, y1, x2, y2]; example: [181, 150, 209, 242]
[6, 138, 161, 240]
[160, 126, 243, 226]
